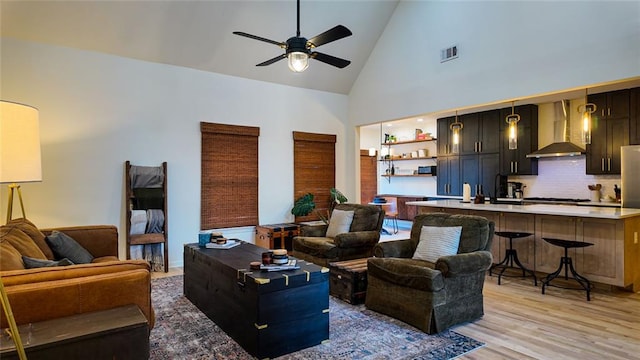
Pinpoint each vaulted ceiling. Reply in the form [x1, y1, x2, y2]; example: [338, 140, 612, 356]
[1, 0, 400, 95]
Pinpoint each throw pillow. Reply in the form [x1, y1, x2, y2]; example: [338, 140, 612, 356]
[0, 241, 26, 271]
[0, 226, 47, 260]
[46, 230, 94, 264]
[22, 256, 74, 269]
[7, 218, 55, 260]
[325, 209, 355, 238]
[412, 226, 462, 263]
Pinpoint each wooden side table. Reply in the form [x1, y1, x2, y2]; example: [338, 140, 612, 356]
[255, 223, 300, 250]
[0, 305, 149, 360]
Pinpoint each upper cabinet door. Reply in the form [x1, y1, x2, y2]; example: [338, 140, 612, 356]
[589, 89, 630, 120]
[437, 116, 454, 156]
[459, 111, 500, 155]
[479, 110, 501, 154]
[586, 89, 631, 175]
[460, 113, 480, 155]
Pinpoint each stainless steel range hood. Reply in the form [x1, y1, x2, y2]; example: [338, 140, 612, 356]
[526, 100, 585, 158]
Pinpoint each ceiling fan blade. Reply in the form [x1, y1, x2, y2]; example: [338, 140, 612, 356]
[307, 25, 352, 48]
[256, 54, 287, 67]
[310, 52, 351, 68]
[233, 31, 285, 47]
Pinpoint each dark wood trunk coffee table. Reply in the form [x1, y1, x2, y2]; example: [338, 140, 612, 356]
[184, 242, 329, 359]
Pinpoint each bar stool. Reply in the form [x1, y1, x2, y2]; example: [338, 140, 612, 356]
[489, 231, 537, 286]
[541, 238, 594, 301]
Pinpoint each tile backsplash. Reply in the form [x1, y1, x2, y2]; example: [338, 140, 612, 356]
[511, 156, 620, 200]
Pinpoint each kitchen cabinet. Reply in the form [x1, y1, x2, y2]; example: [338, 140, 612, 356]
[436, 156, 460, 195]
[460, 153, 499, 197]
[630, 87, 640, 145]
[437, 110, 500, 197]
[396, 196, 426, 221]
[460, 110, 501, 155]
[586, 117, 629, 174]
[589, 89, 630, 120]
[499, 104, 539, 175]
[437, 116, 455, 155]
[534, 215, 577, 275]
[586, 89, 630, 174]
[575, 218, 623, 286]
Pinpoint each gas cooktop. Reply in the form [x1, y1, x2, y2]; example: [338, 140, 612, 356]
[523, 197, 591, 204]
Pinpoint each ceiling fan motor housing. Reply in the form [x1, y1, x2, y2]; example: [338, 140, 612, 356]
[286, 37, 310, 55]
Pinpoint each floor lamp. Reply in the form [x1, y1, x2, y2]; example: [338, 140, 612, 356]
[1, 100, 42, 223]
[0, 100, 41, 360]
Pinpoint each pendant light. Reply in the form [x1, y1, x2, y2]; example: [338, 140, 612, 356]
[578, 88, 596, 145]
[449, 111, 463, 154]
[506, 101, 521, 150]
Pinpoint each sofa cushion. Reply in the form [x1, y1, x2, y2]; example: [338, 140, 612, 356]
[0, 241, 25, 271]
[0, 259, 151, 287]
[92, 256, 121, 263]
[22, 256, 74, 269]
[7, 218, 55, 260]
[0, 226, 47, 260]
[326, 209, 354, 238]
[293, 236, 338, 259]
[367, 257, 444, 292]
[413, 226, 462, 263]
[46, 231, 94, 264]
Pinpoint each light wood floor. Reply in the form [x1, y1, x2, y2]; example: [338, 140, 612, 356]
[152, 268, 640, 359]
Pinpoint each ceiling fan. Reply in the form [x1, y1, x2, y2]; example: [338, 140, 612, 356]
[233, 0, 352, 72]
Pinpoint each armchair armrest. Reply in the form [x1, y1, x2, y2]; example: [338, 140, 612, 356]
[435, 250, 493, 277]
[333, 231, 379, 248]
[40, 225, 118, 258]
[300, 224, 328, 237]
[372, 239, 415, 258]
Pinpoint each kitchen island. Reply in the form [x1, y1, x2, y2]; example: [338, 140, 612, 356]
[407, 200, 640, 291]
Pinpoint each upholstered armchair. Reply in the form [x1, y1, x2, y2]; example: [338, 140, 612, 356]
[365, 213, 494, 334]
[292, 203, 385, 267]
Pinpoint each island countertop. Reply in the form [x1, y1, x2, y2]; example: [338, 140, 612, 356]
[406, 200, 640, 220]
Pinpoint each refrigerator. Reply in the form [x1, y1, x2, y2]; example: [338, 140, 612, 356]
[621, 145, 640, 208]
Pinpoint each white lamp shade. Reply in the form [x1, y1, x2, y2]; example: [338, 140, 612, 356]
[0, 101, 42, 183]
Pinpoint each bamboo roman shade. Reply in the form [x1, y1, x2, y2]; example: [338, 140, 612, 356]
[293, 131, 337, 222]
[201, 123, 260, 229]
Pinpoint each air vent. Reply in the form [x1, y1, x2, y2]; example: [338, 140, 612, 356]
[440, 45, 458, 62]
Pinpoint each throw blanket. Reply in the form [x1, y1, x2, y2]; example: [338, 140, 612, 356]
[146, 209, 165, 233]
[130, 165, 164, 189]
[130, 210, 147, 235]
[133, 188, 164, 210]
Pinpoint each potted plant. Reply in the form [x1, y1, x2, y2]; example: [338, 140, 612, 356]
[291, 188, 348, 224]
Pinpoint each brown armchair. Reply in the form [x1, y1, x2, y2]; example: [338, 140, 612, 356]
[365, 213, 494, 334]
[292, 203, 385, 267]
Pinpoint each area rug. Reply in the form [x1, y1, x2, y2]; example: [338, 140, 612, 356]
[150, 275, 484, 360]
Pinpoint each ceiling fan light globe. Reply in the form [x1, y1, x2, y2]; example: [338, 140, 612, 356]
[288, 52, 309, 72]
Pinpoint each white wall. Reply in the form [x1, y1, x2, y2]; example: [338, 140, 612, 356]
[1, 39, 349, 268]
[349, 0, 638, 200]
[348, 1, 640, 126]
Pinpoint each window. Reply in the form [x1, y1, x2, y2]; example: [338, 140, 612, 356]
[201, 123, 260, 229]
[293, 131, 336, 222]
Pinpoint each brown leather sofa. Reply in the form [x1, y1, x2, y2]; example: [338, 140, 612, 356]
[0, 218, 154, 330]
